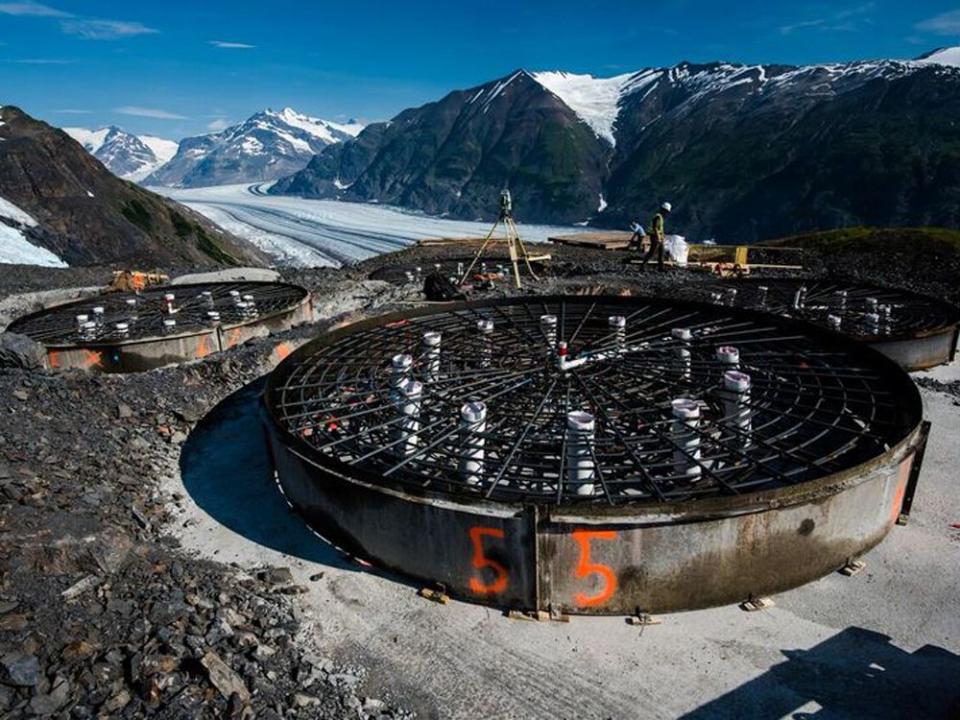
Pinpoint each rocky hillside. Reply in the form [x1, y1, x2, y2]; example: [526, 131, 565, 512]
[272, 71, 610, 225]
[0, 106, 265, 267]
[65, 126, 178, 182]
[273, 48, 960, 241]
[145, 108, 363, 188]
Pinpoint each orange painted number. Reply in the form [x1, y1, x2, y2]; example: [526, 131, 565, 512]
[196, 335, 213, 359]
[890, 456, 912, 524]
[572, 530, 617, 607]
[468, 527, 508, 595]
[81, 349, 103, 368]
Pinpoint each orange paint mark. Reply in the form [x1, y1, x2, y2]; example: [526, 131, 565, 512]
[196, 335, 213, 359]
[572, 530, 618, 607]
[47, 351, 60, 369]
[890, 456, 912, 524]
[467, 526, 508, 595]
[81, 349, 103, 369]
[226, 328, 242, 348]
[274, 342, 292, 361]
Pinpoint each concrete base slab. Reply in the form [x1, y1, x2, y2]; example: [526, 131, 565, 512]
[166, 382, 960, 719]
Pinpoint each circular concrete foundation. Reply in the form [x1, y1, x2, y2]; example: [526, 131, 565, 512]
[710, 278, 960, 371]
[263, 296, 926, 614]
[7, 281, 313, 373]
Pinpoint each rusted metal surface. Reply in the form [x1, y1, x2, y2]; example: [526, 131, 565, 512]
[539, 431, 920, 613]
[264, 420, 924, 613]
[7, 282, 313, 373]
[712, 278, 960, 371]
[266, 431, 539, 609]
[262, 296, 927, 614]
[867, 332, 959, 372]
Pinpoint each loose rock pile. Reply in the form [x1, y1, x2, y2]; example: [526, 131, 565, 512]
[0, 280, 412, 717]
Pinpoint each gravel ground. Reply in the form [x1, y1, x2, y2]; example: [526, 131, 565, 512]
[0, 243, 958, 718]
[0, 269, 416, 719]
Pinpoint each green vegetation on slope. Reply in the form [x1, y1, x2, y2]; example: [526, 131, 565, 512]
[120, 199, 153, 233]
[763, 226, 960, 253]
[762, 226, 960, 306]
[194, 225, 238, 266]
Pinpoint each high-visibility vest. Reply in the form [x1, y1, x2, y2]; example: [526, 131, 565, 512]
[650, 213, 665, 242]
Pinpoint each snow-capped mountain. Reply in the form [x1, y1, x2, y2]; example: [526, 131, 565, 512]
[1, 106, 263, 267]
[144, 108, 363, 188]
[64, 126, 179, 182]
[273, 47, 960, 240]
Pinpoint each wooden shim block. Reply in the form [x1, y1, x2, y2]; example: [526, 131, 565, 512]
[839, 559, 866, 577]
[739, 597, 775, 612]
[626, 613, 662, 626]
[418, 587, 450, 604]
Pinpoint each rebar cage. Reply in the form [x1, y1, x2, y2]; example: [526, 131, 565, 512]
[7, 281, 308, 346]
[708, 278, 960, 342]
[266, 296, 920, 507]
[368, 258, 549, 285]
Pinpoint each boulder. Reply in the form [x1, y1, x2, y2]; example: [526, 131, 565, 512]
[0, 332, 45, 370]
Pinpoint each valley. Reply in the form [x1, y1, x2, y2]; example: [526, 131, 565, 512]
[159, 183, 589, 267]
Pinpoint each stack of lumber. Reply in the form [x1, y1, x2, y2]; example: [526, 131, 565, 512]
[548, 232, 633, 250]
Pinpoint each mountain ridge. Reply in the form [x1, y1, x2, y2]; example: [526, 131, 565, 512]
[144, 107, 363, 188]
[272, 47, 960, 240]
[1, 106, 266, 267]
[65, 125, 179, 182]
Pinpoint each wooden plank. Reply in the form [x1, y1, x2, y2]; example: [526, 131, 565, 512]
[549, 232, 633, 250]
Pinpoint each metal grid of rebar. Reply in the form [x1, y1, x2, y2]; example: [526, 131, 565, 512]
[368, 258, 548, 285]
[705, 279, 959, 340]
[267, 296, 918, 505]
[7, 282, 308, 345]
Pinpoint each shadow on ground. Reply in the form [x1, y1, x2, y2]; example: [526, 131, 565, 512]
[178, 377, 353, 570]
[681, 626, 960, 719]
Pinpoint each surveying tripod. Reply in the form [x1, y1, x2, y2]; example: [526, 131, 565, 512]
[458, 189, 541, 290]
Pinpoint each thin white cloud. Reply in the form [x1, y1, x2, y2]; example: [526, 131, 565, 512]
[10, 57, 73, 64]
[206, 118, 231, 131]
[915, 10, 960, 35]
[115, 106, 186, 120]
[209, 40, 255, 49]
[780, 2, 875, 35]
[0, 2, 70, 17]
[780, 18, 825, 35]
[61, 19, 158, 40]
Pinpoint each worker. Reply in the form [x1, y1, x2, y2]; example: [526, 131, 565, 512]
[640, 201, 671, 271]
[627, 220, 645, 250]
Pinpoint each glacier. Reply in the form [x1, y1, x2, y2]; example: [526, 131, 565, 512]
[157, 184, 589, 268]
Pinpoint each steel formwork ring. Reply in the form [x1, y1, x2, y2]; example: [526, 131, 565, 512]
[710, 278, 960, 371]
[6, 281, 312, 372]
[263, 295, 927, 614]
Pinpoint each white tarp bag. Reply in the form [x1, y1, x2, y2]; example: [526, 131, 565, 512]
[663, 234, 689, 266]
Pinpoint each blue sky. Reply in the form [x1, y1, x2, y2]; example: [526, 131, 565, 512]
[2, 1, 959, 139]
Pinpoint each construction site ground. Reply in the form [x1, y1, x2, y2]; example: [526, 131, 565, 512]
[0, 243, 957, 718]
